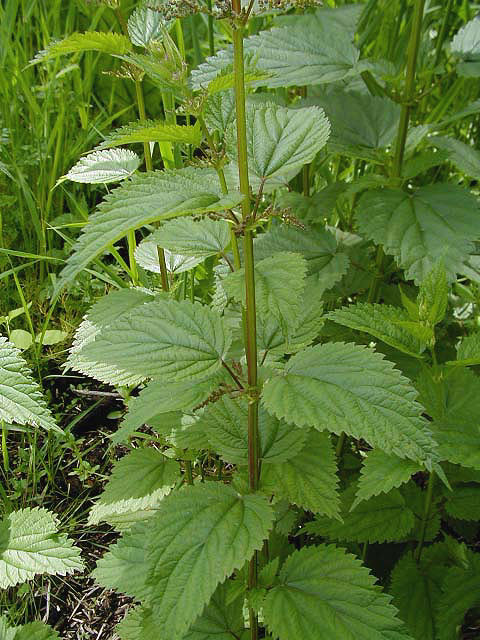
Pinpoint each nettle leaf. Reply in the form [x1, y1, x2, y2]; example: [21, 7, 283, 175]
[146, 483, 274, 639]
[0, 337, 59, 432]
[400, 482, 441, 543]
[114, 376, 222, 444]
[135, 240, 202, 275]
[0, 508, 83, 588]
[94, 520, 151, 600]
[82, 299, 232, 382]
[449, 332, 480, 366]
[328, 303, 425, 358]
[204, 90, 236, 136]
[429, 135, 480, 179]
[31, 31, 132, 64]
[356, 184, 480, 284]
[354, 451, 420, 508]
[307, 487, 415, 544]
[451, 16, 480, 77]
[223, 252, 307, 337]
[262, 342, 436, 465]
[13, 622, 60, 640]
[261, 430, 341, 518]
[225, 103, 330, 184]
[417, 262, 448, 328]
[263, 545, 411, 640]
[254, 224, 349, 295]
[127, 6, 172, 47]
[436, 551, 480, 640]
[417, 367, 480, 469]
[196, 396, 307, 466]
[96, 120, 202, 150]
[305, 89, 400, 161]
[444, 486, 480, 521]
[149, 217, 231, 259]
[63, 149, 140, 184]
[88, 448, 179, 526]
[390, 544, 454, 640]
[87, 288, 156, 328]
[58, 167, 243, 287]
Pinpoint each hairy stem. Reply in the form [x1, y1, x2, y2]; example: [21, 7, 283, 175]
[368, 0, 425, 303]
[414, 471, 435, 562]
[232, 3, 259, 638]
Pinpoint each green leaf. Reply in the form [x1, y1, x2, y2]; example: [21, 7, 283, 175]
[390, 545, 453, 640]
[87, 288, 155, 329]
[451, 17, 480, 77]
[263, 545, 411, 640]
[37, 330, 68, 346]
[135, 241, 203, 275]
[63, 149, 140, 184]
[88, 448, 179, 525]
[262, 342, 436, 465]
[444, 486, 480, 521]
[82, 298, 232, 382]
[9, 329, 33, 351]
[223, 253, 307, 337]
[354, 451, 420, 508]
[114, 376, 222, 443]
[145, 483, 274, 639]
[149, 217, 231, 259]
[96, 120, 202, 150]
[305, 89, 400, 161]
[328, 303, 426, 358]
[14, 622, 60, 640]
[254, 224, 349, 295]
[204, 90, 236, 136]
[436, 551, 480, 640]
[356, 184, 480, 284]
[94, 520, 151, 600]
[307, 487, 415, 543]
[127, 6, 172, 47]
[261, 430, 341, 518]
[31, 31, 132, 64]
[429, 135, 480, 179]
[197, 396, 307, 466]
[416, 367, 480, 469]
[449, 332, 480, 366]
[0, 337, 59, 432]
[0, 616, 17, 640]
[417, 262, 448, 328]
[58, 167, 243, 287]
[0, 508, 83, 588]
[225, 103, 330, 183]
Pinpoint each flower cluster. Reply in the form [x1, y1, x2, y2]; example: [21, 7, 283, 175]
[258, 0, 322, 9]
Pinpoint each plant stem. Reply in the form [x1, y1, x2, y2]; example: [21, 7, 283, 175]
[433, 0, 454, 67]
[414, 471, 435, 562]
[368, 0, 425, 303]
[232, 4, 259, 638]
[207, 0, 215, 56]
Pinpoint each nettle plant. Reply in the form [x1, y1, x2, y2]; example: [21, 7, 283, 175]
[32, 0, 480, 639]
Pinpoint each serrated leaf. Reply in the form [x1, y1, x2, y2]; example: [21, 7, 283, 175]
[88, 448, 179, 525]
[416, 367, 480, 469]
[63, 149, 140, 184]
[262, 342, 436, 465]
[0, 337, 59, 432]
[14, 622, 60, 640]
[223, 253, 307, 338]
[356, 184, 480, 284]
[429, 135, 480, 179]
[134, 240, 202, 274]
[449, 332, 480, 366]
[307, 487, 414, 543]
[444, 486, 480, 521]
[417, 262, 448, 328]
[225, 103, 330, 183]
[114, 376, 222, 443]
[0, 508, 83, 588]
[328, 303, 425, 358]
[263, 545, 411, 640]
[0, 616, 17, 640]
[58, 167, 243, 288]
[451, 17, 480, 77]
[390, 545, 453, 640]
[196, 395, 307, 466]
[94, 520, 151, 600]
[87, 288, 155, 328]
[261, 430, 340, 518]
[82, 298, 231, 382]
[204, 90, 236, 136]
[149, 217, 230, 259]
[127, 6, 172, 47]
[96, 120, 202, 150]
[31, 31, 132, 64]
[354, 451, 420, 508]
[436, 551, 480, 640]
[254, 224, 349, 295]
[145, 483, 274, 639]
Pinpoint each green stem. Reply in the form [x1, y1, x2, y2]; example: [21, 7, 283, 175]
[232, 5, 259, 639]
[414, 471, 435, 562]
[434, 0, 454, 67]
[207, 0, 215, 56]
[368, 0, 425, 303]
